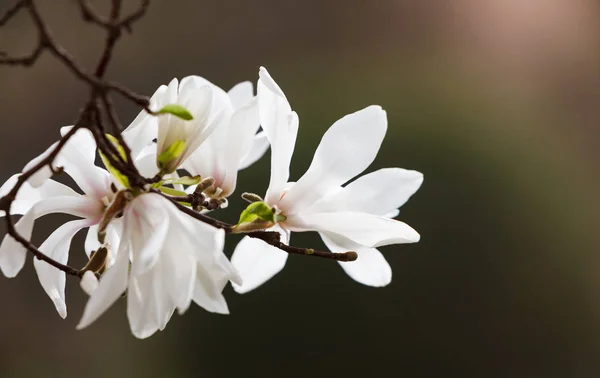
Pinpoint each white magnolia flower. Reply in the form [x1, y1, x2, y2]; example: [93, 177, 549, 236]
[123, 76, 232, 175]
[0, 127, 120, 318]
[231, 67, 422, 293]
[182, 80, 269, 199]
[77, 192, 241, 339]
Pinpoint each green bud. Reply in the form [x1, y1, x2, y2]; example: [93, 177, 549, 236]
[99, 134, 130, 188]
[241, 192, 263, 203]
[157, 104, 194, 120]
[157, 139, 186, 172]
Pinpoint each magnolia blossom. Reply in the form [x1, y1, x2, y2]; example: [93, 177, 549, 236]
[77, 192, 241, 339]
[124, 77, 269, 200]
[182, 80, 269, 199]
[0, 127, 120, 318]
[123, 76, 231, 174]
[231, 67, 422, 293]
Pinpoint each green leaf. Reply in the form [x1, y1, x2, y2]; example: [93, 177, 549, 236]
[157, 104, 194, 121]
[157, 186, 188, 197]
[163, 175, 202, 186]
[157, 140, 187, 170]
[236, 202, 275, 225]
[99, 134, 130, 188]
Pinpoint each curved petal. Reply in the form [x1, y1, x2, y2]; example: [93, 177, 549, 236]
[219, 99, 260, 196]
[0, 209, 35, 277]
[80, 270, 99, 296]
[127, 269, 174, 339]
[122, 85, 168, 159]
[308, 168, 423, 216]
[230, 225, 290, 294]
[84, 224, 101, 258]
[34, 219, 93, 318]
[258, 67, 299, 203]
[228, 81, 254, 108]
[280, 105, 387, 213]
[0, 175, 78, 216]
[60, 126, 96, 165]
[238, 132, 270, 170]
[192, 264, 230, 314]
[124, 194, 170, 276]
[286, 211, 419, 248]
[22, 141, 58, 188]
[320, 232, 392, 287]
[76, 247, 129, 330]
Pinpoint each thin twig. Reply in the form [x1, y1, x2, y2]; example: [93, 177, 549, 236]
[0, 0, 25, 27]
[162, 192, 358, 262]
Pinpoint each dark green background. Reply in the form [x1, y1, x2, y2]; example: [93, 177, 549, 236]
[1, 1, 599, 377]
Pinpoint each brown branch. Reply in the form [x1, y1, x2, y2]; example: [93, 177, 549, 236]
[0, 0, 25, 27]
[0, 0, 152, 276]
[161, 192, 358, 262]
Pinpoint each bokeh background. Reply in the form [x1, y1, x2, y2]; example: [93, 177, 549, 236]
[1, 0, 600, 377]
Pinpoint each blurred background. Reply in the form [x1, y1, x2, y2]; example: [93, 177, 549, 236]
[1, 0, 600, 377]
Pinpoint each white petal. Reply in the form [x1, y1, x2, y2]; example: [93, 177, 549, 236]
[230, 225, 290, 294]
[0, 175, 78, 216]
[123, 194, 170, 276]
[22, 141, 58, 188]
[238, 132, 270, 170]
[60, 126, 96, 165]
[192, 266, 230, 314]
[308, 168, 423, 216]
[228, 81, 254, 109]
[77, 247, 129, 330]
[0, 209, 35, 277]
[34, 219, 92, 318]
[0, 195, 102, 277]
[219, 99, 260, 196]
[122, 85, 168, 159]
[80, 270, 99, 296]
[127, 269, 173, 339]
[280, 106, 387, 213]
[286, 211, 419, 248]
[320, 232, 392, 287]
[257, 67, 299, 203]
[84, 224, 101, 258]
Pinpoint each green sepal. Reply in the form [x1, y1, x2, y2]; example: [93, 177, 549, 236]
[157, 186, 188, 197]
[157, 104, 194, 120]
[164, 175, 202, 186]
[236, 201, 275, 225]
[99, 134, 130, 188]
[157, 140, 186, 170]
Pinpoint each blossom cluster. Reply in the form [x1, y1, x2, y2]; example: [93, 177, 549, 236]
[0, 67, 423, 338]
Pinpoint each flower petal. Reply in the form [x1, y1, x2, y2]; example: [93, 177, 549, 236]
[21, 141, 58, 188]
[34, 218, 92, 318]
[238, 132, 270, 170]
[192, 264, 230, 314]
[0, 175, 78, 216]
[286, 211, 419, 248]
[84, 224, 101, 258]
[60, 126, 96, 165]
[280, 105, 387, 213]
[124, 194, 170, 276]
[308, 168, 423, 216]
[127, 269, 174, 339]
[0, 209, 35, 277]
[320, 232, 392, 287]
[77, 247, 129, 330]
[228, 81, 254, 109]
[80, 270, 99, 296]
[219, 99, 260, 196]
[122, 85, 168, 159]
[257, 67, 299, 203]
[230, 225, 290, 294]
